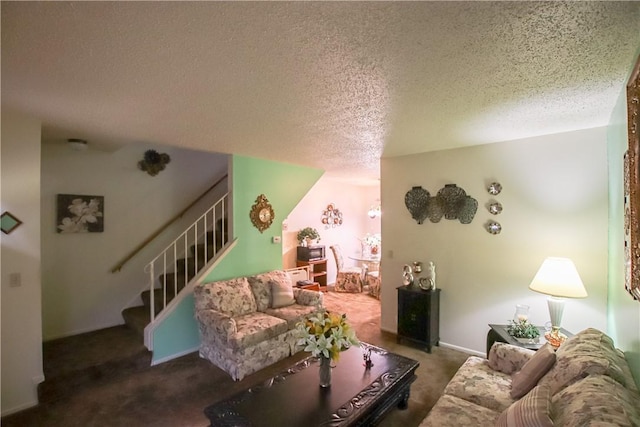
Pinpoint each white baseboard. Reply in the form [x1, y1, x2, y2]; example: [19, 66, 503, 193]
[380, 325, 484, 357]
[1, 398, 39, 417]
[151, 346, 199, 366]
[43, 321, 125, 341]
[438, 342, 484, 357]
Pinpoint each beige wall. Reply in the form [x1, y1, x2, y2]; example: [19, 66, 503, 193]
[381, 127, 609, 355]
[1, 110, 44, 415]
[40, 143, 228, 340]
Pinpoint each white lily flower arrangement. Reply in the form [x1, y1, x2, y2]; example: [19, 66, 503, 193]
[296, 310, 359, 361]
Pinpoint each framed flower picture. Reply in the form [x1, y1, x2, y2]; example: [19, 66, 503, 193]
[56, 194, 104, 233]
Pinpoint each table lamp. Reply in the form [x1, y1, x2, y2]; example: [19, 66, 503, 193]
[528, 257, 588, 347]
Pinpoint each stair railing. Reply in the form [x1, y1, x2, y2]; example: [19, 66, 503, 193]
[111, 174, 228, 273]
[146, 193, 228, 323]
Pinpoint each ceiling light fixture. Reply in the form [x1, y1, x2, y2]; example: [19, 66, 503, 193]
[67, 138, 88, 151]
[368, 201, 381, 219]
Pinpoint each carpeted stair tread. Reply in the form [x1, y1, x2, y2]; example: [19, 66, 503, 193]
[141, 286, 185, 313]
[39, 325, 151, 403]
[122, 305, 150, 337]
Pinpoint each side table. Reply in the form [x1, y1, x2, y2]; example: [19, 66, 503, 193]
[486, 324, 573, 355]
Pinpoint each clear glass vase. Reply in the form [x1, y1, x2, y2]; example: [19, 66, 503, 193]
[513, 304, 530, 323]
[319, 356, 332, 388]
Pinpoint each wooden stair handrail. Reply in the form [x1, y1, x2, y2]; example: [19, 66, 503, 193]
[110, 174, 228, 273]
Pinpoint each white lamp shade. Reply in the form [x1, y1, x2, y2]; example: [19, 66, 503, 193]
[529, 257, 588, 298]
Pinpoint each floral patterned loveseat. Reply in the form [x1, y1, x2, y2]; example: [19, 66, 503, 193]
[421, 328, 640, 426]
[194, 270, 323, 381]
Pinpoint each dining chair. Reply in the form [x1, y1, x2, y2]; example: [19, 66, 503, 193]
[329, 245, 363, 293]
[366, 265, 381, 299]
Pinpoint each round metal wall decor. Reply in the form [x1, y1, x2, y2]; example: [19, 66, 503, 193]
[489, 202, 503, 215]
[487, 182, 502, 195]
[486, 220, 502, 235]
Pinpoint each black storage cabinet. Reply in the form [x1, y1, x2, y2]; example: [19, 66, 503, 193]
[397, 286, 440, 352]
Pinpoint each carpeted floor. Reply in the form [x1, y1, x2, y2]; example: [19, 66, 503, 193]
[2, 291, 469, 427]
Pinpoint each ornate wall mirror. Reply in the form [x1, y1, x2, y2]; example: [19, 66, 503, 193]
[625, 55, 640, 301]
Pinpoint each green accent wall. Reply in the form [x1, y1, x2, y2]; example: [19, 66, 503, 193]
[607, 49, 640, 388]
[151, 155, 323, 363]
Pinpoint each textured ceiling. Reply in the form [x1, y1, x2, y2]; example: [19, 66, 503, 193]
[2, 2, 639, 182]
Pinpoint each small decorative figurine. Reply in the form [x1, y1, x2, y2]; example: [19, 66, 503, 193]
[363, 347, 373, 368]
[426, 261, 436, 290]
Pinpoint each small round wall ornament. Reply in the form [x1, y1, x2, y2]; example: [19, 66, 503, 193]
[249, 194, 274, 233]
[489, 202, 503, 215]
[487, 182, 502, 195]
[485, 220, 502, 235]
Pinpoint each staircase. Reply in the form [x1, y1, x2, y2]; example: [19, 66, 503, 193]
[122, 211, 229, 342]
[34, 183, 231, 406]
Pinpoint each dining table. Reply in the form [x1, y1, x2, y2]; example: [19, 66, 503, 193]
[348, 255, 381, 275]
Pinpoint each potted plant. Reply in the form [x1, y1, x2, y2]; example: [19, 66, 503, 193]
[507, 318, 541, 343]
[297, 227, 321, 246]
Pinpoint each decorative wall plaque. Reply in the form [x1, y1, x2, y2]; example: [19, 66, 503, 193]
[404, 186, 430, 224]
[321, 203, 343, 228]
[249, 194, 274, 233]
[405, 184, 477, 225]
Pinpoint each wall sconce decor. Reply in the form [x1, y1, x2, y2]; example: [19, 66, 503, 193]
[404, 184, 477, 225]
[321, 203, 343, 228]
[138, 149, 171, 176]
[1, 211, 23, 234]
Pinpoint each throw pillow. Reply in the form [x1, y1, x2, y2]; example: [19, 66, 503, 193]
[510, 343, 556, 399]
[496, 384, 553, 427]
[270, 280, 295, 308]
[488, 342, 535, 375]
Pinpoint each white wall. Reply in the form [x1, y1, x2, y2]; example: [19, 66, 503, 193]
[41, 142, 228, 339]
[1, 110, 44, 415]
[381, 128, 609, 354]
[284, 175, 380, 283]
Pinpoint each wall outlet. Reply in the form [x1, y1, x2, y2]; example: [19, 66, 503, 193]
[272, 236, 282, 244]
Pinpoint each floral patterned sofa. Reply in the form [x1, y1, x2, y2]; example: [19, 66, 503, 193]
[193, 269, 323, 381]
[421, 328, 640, 426]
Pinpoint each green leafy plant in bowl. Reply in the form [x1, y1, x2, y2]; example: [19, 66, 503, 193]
[507, 319, 540, 340]
[297, 227, 321, 244]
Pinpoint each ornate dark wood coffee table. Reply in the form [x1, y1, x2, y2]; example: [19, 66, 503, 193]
[204, 343, 419, 426]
